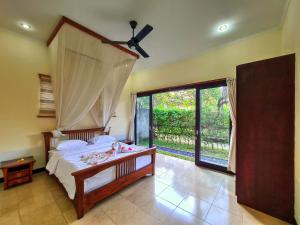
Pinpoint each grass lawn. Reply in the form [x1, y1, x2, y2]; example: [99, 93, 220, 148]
[157, 150, 194, 162]
[139, 139, 229, 161]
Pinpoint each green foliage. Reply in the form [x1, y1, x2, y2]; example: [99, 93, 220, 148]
[152, 87, 230, 144]
[137, 87, 231, 163]
[154, 89, 195, 110]
[153, 108, 195, 137]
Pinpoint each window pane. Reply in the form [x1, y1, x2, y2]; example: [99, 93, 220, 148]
[199, 86, 230, 167]
[136, 96, 150, 146]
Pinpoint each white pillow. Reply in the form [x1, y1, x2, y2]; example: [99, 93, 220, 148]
[88, 135, 116, 145]
[56, 140, 88, 151]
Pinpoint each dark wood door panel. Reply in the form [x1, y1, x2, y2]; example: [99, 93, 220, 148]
[236, 54, 295, 223]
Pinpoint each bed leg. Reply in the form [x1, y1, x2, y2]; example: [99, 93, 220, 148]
[74, 178, 85, 219]
[76, 208, 84, 219]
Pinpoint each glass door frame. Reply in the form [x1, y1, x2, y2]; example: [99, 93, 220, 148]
[195, 80, 233, 174]
[135, 78, 233, 174]
[135, 94, 153, 147]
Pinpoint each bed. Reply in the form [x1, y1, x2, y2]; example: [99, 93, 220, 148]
[42, 127, 156, 219]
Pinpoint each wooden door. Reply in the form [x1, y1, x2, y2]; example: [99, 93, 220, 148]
[236, 54, 295, 223]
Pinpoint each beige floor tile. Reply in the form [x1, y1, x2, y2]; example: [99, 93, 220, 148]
[71, 210, 115, 225]
[126, 188, 156, 207]
[19, 192, 55, 216]
[242, 206, 290, 225]
[159, 187, 187, 206]
[97, 193, 125, 212]
[195, 178, 223, 192]
[20, 203, 66, 225]
[165, 207, 210, 225]
[205, 205, 243, 225]
[187, 186, 218, 204]
[101, 197, 139, 224]
[121, 208, 163, 225]
[15, 183, 36, 201]
[118, 182, 143, 197]
[140, 179, 169, 195]
[155, 172, 178, 186]
[0, 187, 17, 199]
[55, 196, 74, 213]
[219, 180, 236, 197]
[212, 194, 244, 216]
[0, 190, 19, 215]
[51, 187, 68, 200]
[178, 195, 211, 220]
[64, 208, 78, 224]
[140, 196, 177, 221]
[0, 209, 20, 225]
[0, 154, 290, 225]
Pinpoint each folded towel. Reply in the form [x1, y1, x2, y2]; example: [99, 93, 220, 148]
[120, 145, 139, 153]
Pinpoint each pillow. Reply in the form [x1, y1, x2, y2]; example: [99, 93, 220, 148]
[56, 140, 88, 151]
[50, 136, 68, 149]
[88, 135, 116, 145]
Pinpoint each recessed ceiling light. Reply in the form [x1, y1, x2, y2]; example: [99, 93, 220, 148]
[218, 24, 229, 32]
[20, 22, 32, 30]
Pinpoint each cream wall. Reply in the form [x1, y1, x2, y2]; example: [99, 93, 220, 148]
[132, 29, 282, 92]
[0, 27, 134, 178]
[0, 28, 55, 173]
[132, 19, 298, 221]
[282, 0, 300, 222]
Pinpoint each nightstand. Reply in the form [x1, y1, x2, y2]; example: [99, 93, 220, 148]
[120, 140, 134, 145]
[0, 156, 35, 190]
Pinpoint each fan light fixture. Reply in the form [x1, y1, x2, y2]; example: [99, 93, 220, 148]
[102, 20, 153, 58]
[20, 22, 32, 30]
[218, 24, 229, 32]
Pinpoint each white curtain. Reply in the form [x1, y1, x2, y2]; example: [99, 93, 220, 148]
[227, 78, 237, 173]
[90, 59, 135, 127]
[49, 24, 136, 129]
[128, 93, 137, 141]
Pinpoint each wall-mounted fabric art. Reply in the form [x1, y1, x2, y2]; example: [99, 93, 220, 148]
[38, 74, 55, 118]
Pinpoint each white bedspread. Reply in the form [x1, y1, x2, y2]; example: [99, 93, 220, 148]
[46, 142, 151, 199]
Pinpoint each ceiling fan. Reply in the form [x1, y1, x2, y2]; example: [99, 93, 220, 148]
[102, 20, 153, 58]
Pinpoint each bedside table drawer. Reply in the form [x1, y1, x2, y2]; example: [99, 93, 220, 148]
[7, 170, 29, 180]
[7, 176, 30, 187]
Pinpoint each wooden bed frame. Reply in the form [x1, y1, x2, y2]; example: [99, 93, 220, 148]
[42, 127, 156, 219]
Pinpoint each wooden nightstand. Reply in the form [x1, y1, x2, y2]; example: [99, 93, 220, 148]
[120, 140, 134, 145]
[0, 156, 35, 190]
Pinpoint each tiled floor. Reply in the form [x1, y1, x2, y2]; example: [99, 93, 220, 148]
[0, 153, 291, 225]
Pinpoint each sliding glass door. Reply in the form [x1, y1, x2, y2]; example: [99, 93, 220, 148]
[152, 89, 196, 161]
[135, 79, 231, 173]
[135, 95, 152, 147]
[195, 83, 231, 171]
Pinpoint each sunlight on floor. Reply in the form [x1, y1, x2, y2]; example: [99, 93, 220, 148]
[0, 153, 290, 225]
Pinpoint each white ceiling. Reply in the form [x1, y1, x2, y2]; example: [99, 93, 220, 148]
[0, 0, 288, 72]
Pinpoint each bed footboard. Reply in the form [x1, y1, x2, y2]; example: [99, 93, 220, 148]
[71, 148, 156, 219]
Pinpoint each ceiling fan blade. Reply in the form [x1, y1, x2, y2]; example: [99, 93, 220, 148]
[134, 24, 153, 43]
[102, 40, 128, 45]
[134, 44, 149, 58]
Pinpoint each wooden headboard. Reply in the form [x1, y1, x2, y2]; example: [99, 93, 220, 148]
[42, 127, 110, 162]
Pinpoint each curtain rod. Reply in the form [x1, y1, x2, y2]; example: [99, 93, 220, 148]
[47, 16, 139, 59]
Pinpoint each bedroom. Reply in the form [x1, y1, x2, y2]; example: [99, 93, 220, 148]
[0, 0, 299, 225]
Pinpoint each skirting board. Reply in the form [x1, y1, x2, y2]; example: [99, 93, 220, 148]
[0, 167, 46, 183]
